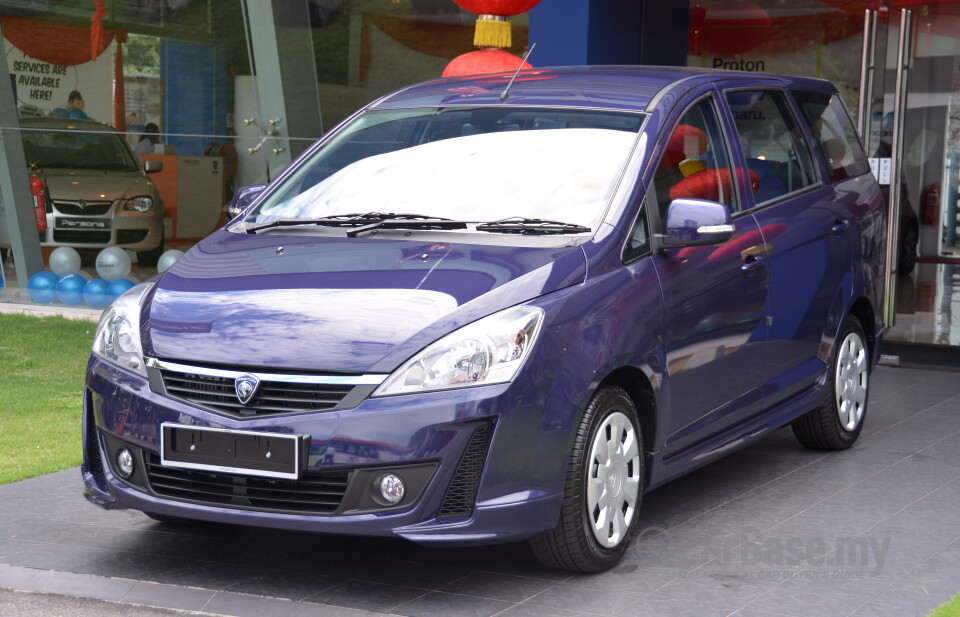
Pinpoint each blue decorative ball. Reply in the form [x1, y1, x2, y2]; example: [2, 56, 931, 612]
[27, 271, 59, 303]
[107, 278, 135, 299]
[57, 273, 87, 305]
[82, 278, 112, 308]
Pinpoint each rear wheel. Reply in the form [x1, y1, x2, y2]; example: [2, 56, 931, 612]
[792, 316, 869, 450]
[530, 386, 643, 572]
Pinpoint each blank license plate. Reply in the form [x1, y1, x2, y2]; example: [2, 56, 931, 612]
[160, 423, 301, 479]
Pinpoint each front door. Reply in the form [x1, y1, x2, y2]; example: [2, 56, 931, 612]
[650, 95, 769, 459]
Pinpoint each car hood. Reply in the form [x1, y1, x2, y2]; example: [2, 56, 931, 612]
[143, 230, 586, 373]
[43, 169, 151, 201]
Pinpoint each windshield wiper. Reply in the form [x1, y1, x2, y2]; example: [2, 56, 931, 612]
[345, 214, 466, 237]
[244, 212, 466, 235]
[476, 217, 591, 235]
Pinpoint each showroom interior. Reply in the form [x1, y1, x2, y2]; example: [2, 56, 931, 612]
[0, 0, 959, 360]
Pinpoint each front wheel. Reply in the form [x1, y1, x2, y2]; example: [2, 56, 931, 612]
[530, 386, 643, 572]
[792, 316, 869, 450]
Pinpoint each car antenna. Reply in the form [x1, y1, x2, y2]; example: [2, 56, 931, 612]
[500, 43, 535, 102]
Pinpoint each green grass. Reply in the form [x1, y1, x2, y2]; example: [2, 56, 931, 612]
[931, 592, 960, 617]
[0, 313, 95, 484]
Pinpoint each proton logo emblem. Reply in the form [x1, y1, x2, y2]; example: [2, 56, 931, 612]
[77, 199, 87, 209]
[235, 374, 260, 406]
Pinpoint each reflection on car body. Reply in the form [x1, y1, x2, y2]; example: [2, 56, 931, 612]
[82, 67, 884, 572]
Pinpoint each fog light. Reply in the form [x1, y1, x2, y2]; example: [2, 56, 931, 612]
[116, 448, 134, 478]
[378, 474, 405, 504]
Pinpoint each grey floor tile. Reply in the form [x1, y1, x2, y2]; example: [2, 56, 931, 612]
[0, 563, 59, 593]
[202, 590, 297, 617]
[41, 571, 136, 603]
[439, 571, 559, 602]
[303, 579, 426, 613]
[846, 603, 917, 617]
[742, 584, 867, 617]
[653, 569, 774, 613]
[617, 593, 733, 616]
[525, 582, 645, 615]
[288, 602, 387, 617]
[495, 602, 601, 617]
[391, 590, 513, 617]
[222, 570, 345, 601]
[120, 580, 215, 611]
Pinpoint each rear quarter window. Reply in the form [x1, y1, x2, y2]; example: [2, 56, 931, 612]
[792, 90, 870, 183]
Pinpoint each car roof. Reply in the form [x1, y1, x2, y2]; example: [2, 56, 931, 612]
[373, 65, 836, 113]
[18, 117, 118, 132]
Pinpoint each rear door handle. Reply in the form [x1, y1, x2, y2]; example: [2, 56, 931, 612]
[832, 219, 850, 234]
[741, 254, 763, 276]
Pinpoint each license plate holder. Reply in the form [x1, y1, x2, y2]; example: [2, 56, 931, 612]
[56, 217, 111, 230]
[160, 423, 301, 479]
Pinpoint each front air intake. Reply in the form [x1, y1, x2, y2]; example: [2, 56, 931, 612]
[438, 422, 494, 518]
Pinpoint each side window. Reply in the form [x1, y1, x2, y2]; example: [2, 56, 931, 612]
[624, 201, 650, 262]
[792, 90, 870, 183]
[652, 97, 737, 219]
[725, 90, 818, 205]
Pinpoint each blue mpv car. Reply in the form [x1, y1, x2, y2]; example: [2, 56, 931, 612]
[83, 67, 885, 572]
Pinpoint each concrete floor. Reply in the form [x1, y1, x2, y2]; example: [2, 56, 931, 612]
[0, 365, 958, 617]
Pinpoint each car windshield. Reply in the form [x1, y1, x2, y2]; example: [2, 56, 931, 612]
[21, 127, 140, 172]
[245, 107, 646, 231]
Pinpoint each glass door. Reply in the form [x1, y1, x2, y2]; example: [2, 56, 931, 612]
[867, 2, 960, 346]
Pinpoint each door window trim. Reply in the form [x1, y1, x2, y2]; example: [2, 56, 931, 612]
[721, 86, 824, 211]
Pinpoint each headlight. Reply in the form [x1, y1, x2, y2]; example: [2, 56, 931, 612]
[92, 283, 153, 377]
[124, 196, 153, 212]
[374, 305, 544, 396]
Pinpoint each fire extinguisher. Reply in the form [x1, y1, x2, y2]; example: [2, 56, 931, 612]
[29, 163, 48, 233]
[922, 183, 940, 226]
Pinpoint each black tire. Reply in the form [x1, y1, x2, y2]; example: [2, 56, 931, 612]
[0, 247, 7, 265]
[792, 316, 869, 450]
[530, 385, 644, 572]
[898, 222, 918, 275]
[144, 511, 193, 525]
[137, 232, 165, 268]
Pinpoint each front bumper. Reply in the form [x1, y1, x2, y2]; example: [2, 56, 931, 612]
[82, 356, 576, 546]
[42, 210, 163, 252]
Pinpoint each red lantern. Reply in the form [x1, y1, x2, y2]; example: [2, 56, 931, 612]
[452, 0, 541, 49]
[442, 49, 531, 78]
[700, 1, 771, 56]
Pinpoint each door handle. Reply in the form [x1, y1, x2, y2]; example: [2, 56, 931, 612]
[741, 254, 763, 276]
[832, 219, 850, 234]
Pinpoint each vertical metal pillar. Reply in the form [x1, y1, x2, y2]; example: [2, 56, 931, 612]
[0, 21, 44, 291]
[884, 9, 913, 328]
[241, 0, 323, 180]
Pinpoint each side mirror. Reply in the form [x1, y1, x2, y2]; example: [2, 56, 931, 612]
[143, 159, 163, 174]
[658, 198, 735, 249]
[227, 184, 266, 220]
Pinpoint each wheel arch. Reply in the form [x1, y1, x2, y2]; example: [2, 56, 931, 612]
[591, 365, 658, 483]
[847, 295, 878, 364]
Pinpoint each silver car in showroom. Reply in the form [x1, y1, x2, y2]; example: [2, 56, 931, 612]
[0, 117, 164, 265]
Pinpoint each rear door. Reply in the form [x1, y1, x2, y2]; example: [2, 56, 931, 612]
[722, 88, 851, 407]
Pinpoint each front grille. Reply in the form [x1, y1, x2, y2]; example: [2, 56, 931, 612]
[438, 422, 494, 518]
[53, 200, 113, 215]
[144, 453, 350, 514]
[160, 370, 353, 417]
[53, 230, 111, 244]
[117, 229, 149, 244]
